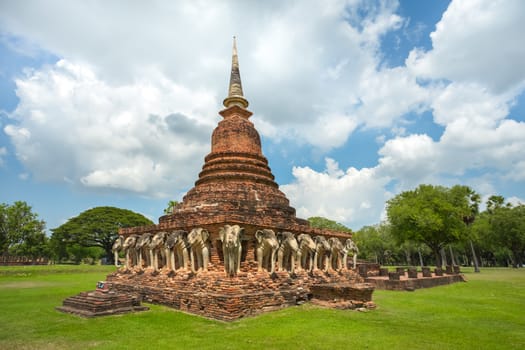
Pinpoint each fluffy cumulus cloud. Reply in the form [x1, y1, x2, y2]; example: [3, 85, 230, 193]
[4, 60, 216, 196]
[1, 0, 525, 227]
[0, 0, 408, 194]
[281, 158, 391, 229]
[406, 0, 525, 93]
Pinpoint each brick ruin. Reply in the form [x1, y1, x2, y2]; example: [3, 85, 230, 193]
[100, 38, 375, 321]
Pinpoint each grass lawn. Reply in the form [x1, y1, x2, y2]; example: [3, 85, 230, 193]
[0, 265, 524, 349]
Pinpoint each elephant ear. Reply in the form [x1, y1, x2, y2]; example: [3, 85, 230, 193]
[255, 230, 263, 242]
[219, 226, 226, 242]
[238, 227, 244, 239]
[201, 229, 210, 242]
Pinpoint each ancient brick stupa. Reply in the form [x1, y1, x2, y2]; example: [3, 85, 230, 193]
[160, 38, 314, 233]
[105, 38, 374, 321]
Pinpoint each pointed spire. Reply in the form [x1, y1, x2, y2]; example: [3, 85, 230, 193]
[223, 36, 249, 109]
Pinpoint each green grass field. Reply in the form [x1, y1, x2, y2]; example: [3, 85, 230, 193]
[0, 265, 523, 349]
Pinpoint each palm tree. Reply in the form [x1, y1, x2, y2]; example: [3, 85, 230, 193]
[462, 188, 481, 273]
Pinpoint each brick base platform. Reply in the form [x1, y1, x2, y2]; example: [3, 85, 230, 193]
[106, 267, 372, 321]
[366, 273, 466, 291]
[56, 289, 149, 317]
[309, 283, 376, 310]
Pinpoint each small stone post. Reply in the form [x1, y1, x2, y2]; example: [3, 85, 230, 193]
[408, 266, 418, 278]
[422, 266, 432, 277]
[388, 272, 400, 281]
[358, 264, 368, 277]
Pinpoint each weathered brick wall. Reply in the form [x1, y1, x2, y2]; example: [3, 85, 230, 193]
[366, 274, 466, 291]
[0, 255, 48, 265]
[107, 267, 366, 321]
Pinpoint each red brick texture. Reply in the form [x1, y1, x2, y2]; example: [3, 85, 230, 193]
[106, 268, 369, 321]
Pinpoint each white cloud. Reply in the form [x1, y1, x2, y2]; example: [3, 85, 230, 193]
[407, 0, 525, 93]
[357, 66, 430, 128]
[376, 133, 439, 189]
[4, 60, 216, 195]
[0, 0, 407, 150]
[282, 158, 391, 229]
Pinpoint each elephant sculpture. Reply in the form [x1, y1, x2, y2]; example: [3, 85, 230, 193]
[343, 238, 359, 269]
[122, 234, 140, 269]
[254, 229, 278, 273]
[276, 231, 299, 274]
[187, 228, 210, 273]
[165, 230, 189, 272]
[328, 237, 344, 271]
[296, 233, 316, 271]
[111, 235, 125, 267]
[219, 224, 244, 276]
[149, 231, 168, 271]
[314, 235, 331, 272]
[136, 232, 154, 269]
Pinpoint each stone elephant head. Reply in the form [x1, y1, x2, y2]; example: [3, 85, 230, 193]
[165, 230, 187, 249]
[187, 228, 210, 273]
[254, 229, 279, 273]
[276, 231, 299, 273]
[296, 233, 316, 271]
[149, 231, 168, 271]
[122, 234, 140, 269]
[314, 235, 331, 271]
[112, 235, 125, 267]
[135, 232, 154, 268]
[219, 224, 244, 277]
[328, 237, 344, 271]
[165, 230, 189, 272]
[187, 228, 209, 247]
[343, 238, 359, 269]
[149, 231, 168, 249]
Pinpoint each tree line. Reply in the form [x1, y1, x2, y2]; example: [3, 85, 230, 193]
[1, 183, 523, 267]
[354, 185, 524, 268]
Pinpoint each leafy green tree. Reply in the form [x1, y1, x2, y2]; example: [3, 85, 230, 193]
[354, 223, 394, 264]
[0, 201, 48, 259]
[50, 207, 153, 264]
[308, 216, 352, 233]
[488, 203, 525, 268]
[386, 184, 476, 267]
[164, 200, 180, 214]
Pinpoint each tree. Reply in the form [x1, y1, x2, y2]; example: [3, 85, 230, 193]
[0, 201, 48, 259]
[488, 203, 525, 268]
[50, 207, 153, 264]
[308, 216, 352, 233]
[354, 223, 394, 265]
[164, 200, 180, 214]
[454, 186, 481, 272]
[386, 184, 476, 267]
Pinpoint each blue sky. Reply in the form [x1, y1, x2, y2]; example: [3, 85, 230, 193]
[1, 0, 524, 231]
